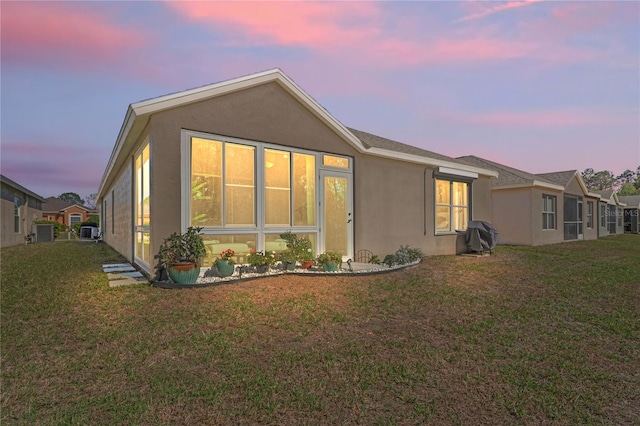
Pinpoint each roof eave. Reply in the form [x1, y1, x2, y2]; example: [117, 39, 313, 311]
[365, 147, 498, 177]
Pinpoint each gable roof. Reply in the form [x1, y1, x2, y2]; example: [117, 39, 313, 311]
[42, 196, 93, 213]
[0, 174, 47, 202]
[618, 195, 640, 208]
[593, 189, 625, 206]
[98, 69, 496, 198]
[456, 155, 563, 191]
[535, 170, 600, 198]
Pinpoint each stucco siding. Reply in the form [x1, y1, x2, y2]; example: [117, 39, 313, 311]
[490, 188, 533, 245]
[1, 197, 43, 247]
[148, 82, 361, 260]
[102, 157, 133, 260]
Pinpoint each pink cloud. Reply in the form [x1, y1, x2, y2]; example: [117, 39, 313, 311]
[1, 2, 149, 69]
[455, 0, 544, 23]
[167, 1, 380, 49]
[166, 1, 541, 67]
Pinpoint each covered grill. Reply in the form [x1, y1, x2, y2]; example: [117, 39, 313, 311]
[464, 221, 498, 255]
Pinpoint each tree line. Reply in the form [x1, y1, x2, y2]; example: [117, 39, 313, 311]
[581, 166, 640, 195]
[57, 192, 97, 208]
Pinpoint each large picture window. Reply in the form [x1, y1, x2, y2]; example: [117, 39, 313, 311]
[187, 134, 324, 265]
[435, 179, 468, 233]
[542, 194, 556, 230]
[135, 142, 151, 267]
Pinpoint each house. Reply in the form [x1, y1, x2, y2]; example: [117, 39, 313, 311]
[535, 170, 601, 241]
[595, 190, 625, 236]
[96, 69, 497, 276]
[0, 174, 46, 248]
[41, 197, 98, 230]
[456, 157, 600, 245]
[618, 195, 640, 233]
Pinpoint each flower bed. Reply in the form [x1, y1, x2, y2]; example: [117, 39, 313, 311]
[151, 260, 421, 289]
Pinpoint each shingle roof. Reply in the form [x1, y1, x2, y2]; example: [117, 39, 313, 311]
[617, 195, 640, 208]
[348, 128, 458, 163]
[535, 170, 578, 187]
[456, 155, 560, 188]
[593, 189, 615, 199]
[42, 196, 95, 213]
[43, 196, 74, 211]
[0, 174, 47, 202]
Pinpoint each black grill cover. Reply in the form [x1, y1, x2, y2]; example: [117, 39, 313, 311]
[465, 221, 498, 253]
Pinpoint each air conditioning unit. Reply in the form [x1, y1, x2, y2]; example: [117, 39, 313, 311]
[34, 224, 54, 243]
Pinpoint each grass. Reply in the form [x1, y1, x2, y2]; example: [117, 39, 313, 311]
[1, 236, 639, 425]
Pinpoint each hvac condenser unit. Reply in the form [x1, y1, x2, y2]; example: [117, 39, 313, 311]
[34, 224, 54, 243]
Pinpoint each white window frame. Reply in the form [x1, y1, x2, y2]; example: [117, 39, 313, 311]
[542, 194, 556, 230]
[133, 139, 151, 272]
[69, 213, 82, 228]
[434, 178, 470, 235]
[181, 130, 353, 256]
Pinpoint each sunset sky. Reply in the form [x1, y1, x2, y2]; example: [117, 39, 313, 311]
[1, 1, 638, 199]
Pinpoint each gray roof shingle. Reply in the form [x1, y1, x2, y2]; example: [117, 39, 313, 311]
[456, 155, 558, 188]
[535, 170, 578, 187]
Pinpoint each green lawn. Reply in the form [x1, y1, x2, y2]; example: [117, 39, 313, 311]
[2, 236, 639, 425]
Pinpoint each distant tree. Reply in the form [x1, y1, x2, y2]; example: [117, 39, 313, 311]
[84, 193, 98, 209]
[58, 192, 84, 205]
[581, 169, 616, 191]
[636, 166, 640, 191]
[617, 169, 636, 185]
[618, 183, 638, 196]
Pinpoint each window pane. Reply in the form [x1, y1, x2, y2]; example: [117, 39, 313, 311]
[225, 144, 255, 226]
[293, 153, 315, 226]
[452, 207, 468, 231]
[436, 206, 450, 231]
[436, 180, 450, 205]
[191, 138, 222, 226]
[452, 182, 467, 206]
[202, 234, 256, 266]
[143, 232, 150, 264]
[322, 154, 349, 168]
[142, 145, 150, 226]
[564, 195, 577, 221]
[136, 155, 142, 227]
[265, 149, 291, 226]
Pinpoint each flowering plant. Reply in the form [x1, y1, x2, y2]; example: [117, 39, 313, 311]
[247, 249, 276, 267]
[214, 248, 235, 266]
[279, 231, 314, 262]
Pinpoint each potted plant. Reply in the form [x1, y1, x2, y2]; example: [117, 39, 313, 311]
[159, 226, 206, 284]
[214, 248, 236, 277]
[277, 250, 297, 271]
[279, 231, 314, 269]
[247, 249, 276, 273]
[317, 251, 342, 272]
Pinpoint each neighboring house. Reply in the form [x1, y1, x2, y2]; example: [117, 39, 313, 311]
[41, 197, 98, 230]
[594, 190, 625, 236]
[0, 174, 46, 248]
[456, 157, 600, 246]
[96, 69, 497, 275]
[535, 170, 601, 242]
[618, 195, 640, 233]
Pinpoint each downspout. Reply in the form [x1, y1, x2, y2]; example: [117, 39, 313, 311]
[424, 168, 427, 236]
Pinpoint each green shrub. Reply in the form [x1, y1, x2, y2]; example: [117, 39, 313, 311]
[383, 246, 424, 267]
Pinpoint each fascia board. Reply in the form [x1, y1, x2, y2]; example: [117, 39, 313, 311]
[492, 181, 564, 191]
[97, 107, 136, 200]
[131, 70, 367, 153]
[365, 147, 498, 177]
